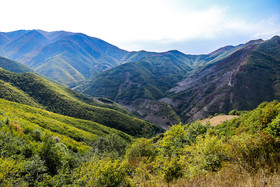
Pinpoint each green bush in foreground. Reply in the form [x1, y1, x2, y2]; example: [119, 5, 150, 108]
[1, 101, 280, 186]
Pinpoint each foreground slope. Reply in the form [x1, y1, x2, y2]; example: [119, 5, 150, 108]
[0, 97, 133, 185]
[2, 101, 280, 186]
[0, 98, 131, 148]
[0, 68, 162, 137]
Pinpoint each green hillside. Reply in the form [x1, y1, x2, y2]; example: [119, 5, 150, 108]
[75, 48, 239, 128]
[76, 54, 193, 101]
[75, 54, 195, 129]
[0, 68, 162, 137]
[1, 100, 280, 186]
[0, 56, 33, 73]
[0, 97, 133, 185]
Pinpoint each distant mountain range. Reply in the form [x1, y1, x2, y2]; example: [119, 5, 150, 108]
[0, 30, 129, 87]
[0, 29, 238, 88]
[1, 29, 279, 129]
[76, 36, 280, 128]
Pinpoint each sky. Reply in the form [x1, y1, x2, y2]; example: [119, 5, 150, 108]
[1, 0, 280, 54]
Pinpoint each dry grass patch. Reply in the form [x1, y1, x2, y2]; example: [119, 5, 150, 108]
[200, 115, 238, 126]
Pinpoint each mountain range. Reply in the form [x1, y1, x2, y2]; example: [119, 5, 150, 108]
[1, 28, 280, 186]
[1, 29, 280, 129]
[0, 29, 237, 88]
[75, 36, 280, 128]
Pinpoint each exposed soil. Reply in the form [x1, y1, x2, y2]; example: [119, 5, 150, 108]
[200, 115, 238, 126]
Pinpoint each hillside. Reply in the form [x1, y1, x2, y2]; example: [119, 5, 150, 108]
[0, 30, 130, 87]
[164, 36, 280, 122]
[76, 36, 280, 127]
[75, 53, 194, 129]
[0, 68, 162, 137]
[74, 43, 241, 128]
[0, 56, 33, 73]
[0, 97, 133, 185]
[1, 100, 280, 186]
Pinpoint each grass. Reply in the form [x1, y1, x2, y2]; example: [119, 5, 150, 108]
[200, 115, 238, 126]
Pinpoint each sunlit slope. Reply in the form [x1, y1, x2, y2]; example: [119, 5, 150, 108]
[0, 68, 162, 137]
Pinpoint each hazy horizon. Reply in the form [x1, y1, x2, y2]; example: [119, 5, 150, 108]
[1, 0, 280, 54]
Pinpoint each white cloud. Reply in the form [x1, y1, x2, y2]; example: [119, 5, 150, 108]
[1, 0, 280, 53]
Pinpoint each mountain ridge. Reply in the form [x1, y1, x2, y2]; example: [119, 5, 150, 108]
[77, 35, 280, 127]
[0, 29, 245, 87]
[0, 67, 162, 137]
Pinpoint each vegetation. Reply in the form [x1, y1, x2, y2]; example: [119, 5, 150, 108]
[166, 35, 280, 122]
[0, 97, 132, 186]
[1, 99, 280, 186]
[76, 54, 193, 101]
[0, 56, 33, 73]
[0, 68, 162, 137]
[0, 30, 130, 87]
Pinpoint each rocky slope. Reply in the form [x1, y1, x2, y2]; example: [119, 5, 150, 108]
[163, 37, 280, 122]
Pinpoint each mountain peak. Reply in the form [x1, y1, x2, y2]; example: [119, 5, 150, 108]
[270, 35, 280, 42]
[209, 45, 235, 56]
[244, 39, 264, 46]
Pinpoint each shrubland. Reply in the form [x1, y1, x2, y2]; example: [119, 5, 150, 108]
[1, 100, 280, 186]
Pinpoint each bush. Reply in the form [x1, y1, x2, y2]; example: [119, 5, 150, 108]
[126, 138, 157, 165]
[160, 124, 187, 157]
[266, 119, 280, 137]
[185, 134, 226, 177]
[185, 121, 210, 144]
[229, 132, 280, 173]
[93, 133, 129, 158]
[74, 158, 131, 187]
[163, 158, 184, 185]
[39, 136, 70, 175]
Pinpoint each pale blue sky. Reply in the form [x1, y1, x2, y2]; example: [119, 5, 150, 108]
[1, 0, 280, 54]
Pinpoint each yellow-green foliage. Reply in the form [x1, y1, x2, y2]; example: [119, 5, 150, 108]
[0, 68, 162, 137]
[0, 97, 133, 186]
[73, 157, 131, 186]
[2, 100, 280, 186]
[72, 101, 280, 186]
[0, 98, 131, 152]
[0, 157, 23, 186]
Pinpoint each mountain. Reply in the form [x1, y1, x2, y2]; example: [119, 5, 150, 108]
[163, 36, 279, 121]
[74, 53, 192, 129]
[76, 36, 280, 127]
[0, 30, 239, 88]
[0, 67, 162, 137]
[0, 30, 130, 87]
[4, 30, 50, 60]
[75, 48, 240, 129]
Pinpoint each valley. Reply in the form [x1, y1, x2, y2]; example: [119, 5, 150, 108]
[1, 30, 280, 129]
[0, 29, 280, 186]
